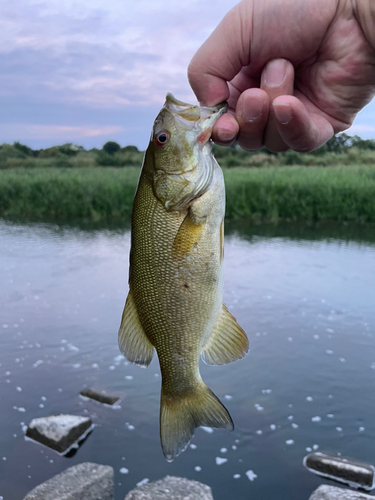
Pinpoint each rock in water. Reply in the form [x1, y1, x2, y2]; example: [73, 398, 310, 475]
[80, 388, 120, 405]
[23, 462, 114, 500]
[309, 485, 375, 500]
[124, 475, 214, 500]
[25, 415, 93, 454]
[304, 452, 375, 491]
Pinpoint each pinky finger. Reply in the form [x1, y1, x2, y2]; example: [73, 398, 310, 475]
[272, 96, 334, 152]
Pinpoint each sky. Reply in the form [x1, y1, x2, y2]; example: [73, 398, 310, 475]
[2, 0, 375, 151]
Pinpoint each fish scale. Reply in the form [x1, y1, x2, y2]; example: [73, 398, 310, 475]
[118, 93, 249, 461]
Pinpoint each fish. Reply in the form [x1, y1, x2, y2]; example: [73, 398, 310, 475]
[118, 93, 249, 461]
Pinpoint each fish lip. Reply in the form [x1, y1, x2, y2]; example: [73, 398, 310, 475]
[164, 93, 227, 130]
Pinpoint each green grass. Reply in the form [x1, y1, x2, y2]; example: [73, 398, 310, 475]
[1, 164, 375, 223]
[0, 167, 140, 220]
[224, 165, 375, 222]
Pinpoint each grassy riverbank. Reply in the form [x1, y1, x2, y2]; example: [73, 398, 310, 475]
[1, 165, 375, 222]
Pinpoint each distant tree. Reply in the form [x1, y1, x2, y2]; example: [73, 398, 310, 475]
[13, 142, 34, 157]
[103, 141, 120, 155]
[121, 145, 139, 153]
[57, 143, 84, 156]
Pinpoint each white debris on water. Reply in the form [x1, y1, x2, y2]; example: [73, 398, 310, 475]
[256, 430, 263, 435]
[2, 324, 8, 328]
[288, 337, 293, 342]
[313, 444, 319, 450]
[194, 466, 201, 472]
[270, 424, 276, 431]
[125, 423, 135, 430]
[215, 457, 228, 465]
[233, 474, 241, 479]
[190, 444, 197, 449]
[109, 365, 115, 371]
[286, 440, 294, 445]
[306, 396, 313, 401]
[326, 350, 333, 354]
[288, 415, 294, 420]
[314, 335, 320, 339]
[359, 426, 365, 432]
[312, 416, 321, 422]
[224, 394, 233, 400]
[136, 478, 149, 487]
[232, 445, 237, 450]
[336, 427, 343, 432]
[262, 389, 272, 394]
[91, 363, 99, 369]
[246, 470, 257, 481]
[201, 426, 214, 433]
[220, 448, 227, 453]
[72, 364, 81, 369]
[125, 375, 133, 380]
[327, 414, 334, 418]
[119, 467, 129, 474]
[67, 343, 79, 352]
[306, 447, 312, 452]
[254, 404, 264, 411]
[39, 404, 44, 408]
[339, 358, 346, 362]
[16, 386, 22, 392]
[33, 360, 44, 368]
[292, 423, 299, 429]
[41, 396, 46, 401]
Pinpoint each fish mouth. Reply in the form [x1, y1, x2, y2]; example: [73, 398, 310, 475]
[165, 93, 227, 131]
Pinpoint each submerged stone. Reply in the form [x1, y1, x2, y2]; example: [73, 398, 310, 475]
[124, 475, 214, 500]
[304, 452, 375, 491]
[23, 462, 114, 500]
[80, 388, 120, 405]
[25, 414, 93, 454]
[309, 485, 375, 500]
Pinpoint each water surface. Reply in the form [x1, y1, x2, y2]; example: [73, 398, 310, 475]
[0, 219, 375, 500]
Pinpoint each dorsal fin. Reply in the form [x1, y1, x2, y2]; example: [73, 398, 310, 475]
[201, 304, 249, 365]
[118, 289, 154, 367]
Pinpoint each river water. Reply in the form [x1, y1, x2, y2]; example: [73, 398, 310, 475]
[0, 218, 375, 500]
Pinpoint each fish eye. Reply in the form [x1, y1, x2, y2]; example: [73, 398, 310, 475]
[155, 130, 170, 147]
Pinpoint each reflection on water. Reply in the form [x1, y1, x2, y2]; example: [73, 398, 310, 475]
[0, 217, 375, 500]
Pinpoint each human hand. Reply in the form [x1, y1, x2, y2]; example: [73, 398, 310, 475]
[188, 0, 375, 152]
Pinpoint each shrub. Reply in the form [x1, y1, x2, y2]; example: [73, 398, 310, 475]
[103, 141, 121, 155]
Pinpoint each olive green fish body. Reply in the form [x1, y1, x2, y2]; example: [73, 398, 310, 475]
[118, 94, 248, 461]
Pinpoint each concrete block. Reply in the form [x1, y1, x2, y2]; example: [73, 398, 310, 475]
[23, 462, 114, 500]
[304, 452, 375, 490]
[124, 475, 214, 500]
[26, 414, 93, 454]
[309, 484, 375, 500]
[80, 388, 120, 405]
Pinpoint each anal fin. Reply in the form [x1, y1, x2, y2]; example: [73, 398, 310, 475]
[118, 289, 154, 367]
[201, 304, 249, 365]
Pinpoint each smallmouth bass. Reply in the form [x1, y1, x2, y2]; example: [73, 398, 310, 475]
[118, 93, 249, 461]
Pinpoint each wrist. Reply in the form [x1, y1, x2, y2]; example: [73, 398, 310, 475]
[355, 0, 375, 50]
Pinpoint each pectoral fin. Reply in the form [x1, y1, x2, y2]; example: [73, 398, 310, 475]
[118, 289, 154, 367]
[201, 304, 249, 365]
[172, 211, 205, 258]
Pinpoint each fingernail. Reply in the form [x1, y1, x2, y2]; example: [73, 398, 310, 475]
[264, 59, 288, 87]
[241, 94, 264, 122]
[273, 103, 292, 125]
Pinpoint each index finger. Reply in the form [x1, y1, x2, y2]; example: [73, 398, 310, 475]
[187, 5, 251, 106]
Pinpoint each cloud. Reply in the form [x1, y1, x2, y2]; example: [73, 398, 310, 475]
[346, 124, 375, 134]
[0, 123, 124, 141]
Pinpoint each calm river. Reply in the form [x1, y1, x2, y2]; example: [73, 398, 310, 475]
[0, 218, 375, 500]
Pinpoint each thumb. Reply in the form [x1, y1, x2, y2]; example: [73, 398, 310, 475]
[188, 3, 251, 107]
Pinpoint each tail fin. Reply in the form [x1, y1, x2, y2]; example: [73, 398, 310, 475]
[160, 381, 233, 462]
